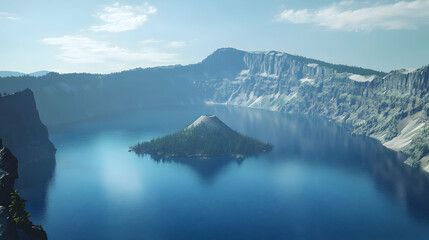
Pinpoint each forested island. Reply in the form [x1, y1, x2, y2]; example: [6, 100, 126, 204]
[130, 115, 272, 159]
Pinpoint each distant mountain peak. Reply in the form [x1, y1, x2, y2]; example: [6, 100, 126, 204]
[201, 48, 247, 74]
[204, 48, 245, 60]
[201, 48, 386, 77]
[212, 47, 242, 53]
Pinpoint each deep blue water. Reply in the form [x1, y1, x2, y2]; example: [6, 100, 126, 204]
[28, 105, 429, 240]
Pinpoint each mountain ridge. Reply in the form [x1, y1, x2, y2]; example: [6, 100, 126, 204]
[0, 71, 50, 78]
[0, 48, 428, 171]
[0, 48, 389, 77]
[204, 48, 387, 77]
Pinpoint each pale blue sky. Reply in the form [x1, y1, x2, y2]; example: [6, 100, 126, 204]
[1, 0, 429, 73]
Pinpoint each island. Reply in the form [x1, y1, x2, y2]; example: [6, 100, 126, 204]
[130, 115, 273, 159]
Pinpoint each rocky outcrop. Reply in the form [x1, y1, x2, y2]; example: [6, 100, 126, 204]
[0, 206, 18, 240]
[0, 139, 19, 240]
[0, 141, 47, 240]
[0, 89, 56, 213]
[0, 140, 18, 206]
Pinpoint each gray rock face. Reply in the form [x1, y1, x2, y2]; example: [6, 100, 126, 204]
[0, 206, 18, 240]
[202, 50, 429, 169]
[0, 143, 48, 240]
[0, 143, 18, 206]
[0, 144, 19, 240]
[377, 68, 429, 94]
[207, 51, 338, 109]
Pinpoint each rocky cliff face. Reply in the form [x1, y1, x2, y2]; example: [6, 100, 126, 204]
[206, 50, 338, 109]
[0, 48, 428, 171]
[0, 140, 18, 207]
[0, 90, 56, 212]
[0, 141, 47, 240]
[201, 49, 429, 170]
[0, 140, 19, 240]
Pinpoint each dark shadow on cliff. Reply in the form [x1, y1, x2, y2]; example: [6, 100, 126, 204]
[0, 90, 56, 216]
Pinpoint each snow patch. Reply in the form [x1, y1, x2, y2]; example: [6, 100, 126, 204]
[300, 78, 315, 84]
[384, 118, 425, 151]
[307, 63, 318, 68]
[239, 69, 249, 75]
[259, 72, 278, 78]
[227, 92, 250, 106]
[235, 69, 251, 81]
[349, 74, 376, 82]
[248, 96, 264, 108]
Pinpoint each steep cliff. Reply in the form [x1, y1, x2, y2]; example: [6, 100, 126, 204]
[0, 90, 56, 211]
[201, 49, 429, 170]
[0, 140, 18, 207]
[0, 141, 47, 240]
[0, 140, 19, 240]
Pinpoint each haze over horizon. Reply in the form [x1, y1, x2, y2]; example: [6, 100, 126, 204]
[1, 0, 429, 74]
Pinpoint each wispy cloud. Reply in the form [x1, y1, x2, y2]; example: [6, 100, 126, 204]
[90, 2, 157, 32]
[277, 0, 429, 32]
[167, 41, 186, 48]
[42, 35, 177, 64]
[0, 12, 20, 21]
[141, 39, 162, 45]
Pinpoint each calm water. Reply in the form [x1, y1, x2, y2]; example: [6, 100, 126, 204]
[28, 105, 429, 240]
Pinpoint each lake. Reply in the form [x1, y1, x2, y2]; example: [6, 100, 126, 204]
[28, 105, 429, 240]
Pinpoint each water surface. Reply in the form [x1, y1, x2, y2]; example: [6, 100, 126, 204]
[29, 105, 429, 240]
